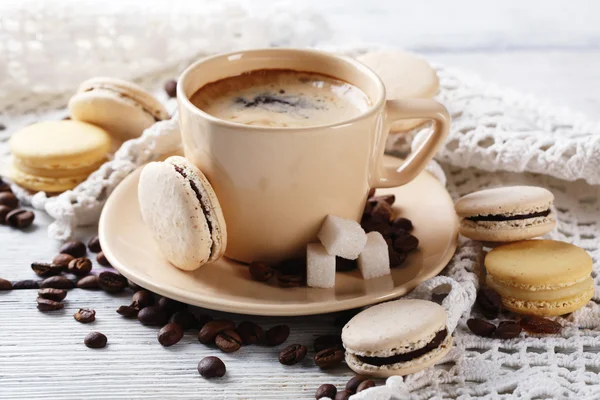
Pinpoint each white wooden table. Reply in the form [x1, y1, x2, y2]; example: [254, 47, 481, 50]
[1, 1, 599, 399]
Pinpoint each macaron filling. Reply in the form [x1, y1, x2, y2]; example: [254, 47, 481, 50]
[466, 209, 551, 222]
[172, 165, 215, 257]
[355, 328, 448, 367]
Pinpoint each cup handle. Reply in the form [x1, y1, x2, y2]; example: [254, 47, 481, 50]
[373, 99, 450, 188]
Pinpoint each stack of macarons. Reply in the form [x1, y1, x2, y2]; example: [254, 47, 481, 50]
[7, 77, 168, 193]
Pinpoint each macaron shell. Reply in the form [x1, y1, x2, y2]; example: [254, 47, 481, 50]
[455, 186, 554, 217]
[138, 161, 213, 271]
[501, 284, 594, 316]
[69, 90, 158, 143]
[485, 240, 592, 289]
[345, 335, 452, 377]
[342, 299, 447, 357]
[10, 165, 89, 192]
[459, 217, 556, 242]
[357, 50, 439, 132]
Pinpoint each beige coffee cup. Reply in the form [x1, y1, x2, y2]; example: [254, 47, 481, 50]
[178, 48, 449, 264]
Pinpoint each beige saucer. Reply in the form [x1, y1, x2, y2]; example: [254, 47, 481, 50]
[99, 156, 458, 316]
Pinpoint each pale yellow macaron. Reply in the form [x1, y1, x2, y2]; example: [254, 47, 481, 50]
[9, 120, 111, 193]
[485, 240, 594, 316]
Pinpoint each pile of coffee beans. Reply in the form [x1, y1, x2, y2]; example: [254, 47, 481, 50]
[0, 180, 35, 229]
[467, 286, 562, 338]
[315, 375, 378, 399]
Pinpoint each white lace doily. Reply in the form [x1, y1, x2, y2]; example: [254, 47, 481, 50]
[1, 3, 600, 399]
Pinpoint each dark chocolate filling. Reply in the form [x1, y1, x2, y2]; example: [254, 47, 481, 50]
[467, 209, 551, 222]
[173, 165, 215, 258]
[356, 329, 448, 367]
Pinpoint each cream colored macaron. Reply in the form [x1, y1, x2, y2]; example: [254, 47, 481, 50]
[9, 120, 111, 193]
[455, 186, 556, 242]
[342, 299, 452, 377]
[485, 240, 594, 316]
[138, 156, 227, 271]
[357, 50, 439, 132]
[69, 77, 169, 142]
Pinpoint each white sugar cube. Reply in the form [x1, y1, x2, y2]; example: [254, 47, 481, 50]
[358, 232, 391, 279]
[317, 215, 367, 260]
[306, 243, 336, 289]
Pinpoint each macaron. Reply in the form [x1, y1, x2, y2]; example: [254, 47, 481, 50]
[138, 156, 226, 271]
[342, 299, 452, 377]
[69, 77, 169, 142]
[485, 240, 594, 316]
[454, 186, 556, 242]
[357, 50, 439, 132]
[9, 120, 111, 193]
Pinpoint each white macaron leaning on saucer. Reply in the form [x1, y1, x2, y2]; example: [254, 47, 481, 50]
[69, 77, 169, 142]
[454, 185, 556, 242]
[138, 156, 227, 271]
[342, 299, 452, 377]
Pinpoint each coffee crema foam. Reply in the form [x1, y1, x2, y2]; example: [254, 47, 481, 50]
[190, 69, 372, 128]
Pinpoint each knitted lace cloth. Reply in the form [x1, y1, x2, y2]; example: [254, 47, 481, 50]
[1, 3, 600, 399]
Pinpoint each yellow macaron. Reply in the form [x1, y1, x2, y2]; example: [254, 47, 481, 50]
[9, 120, 111, 193]
[485, 240, 594, 316]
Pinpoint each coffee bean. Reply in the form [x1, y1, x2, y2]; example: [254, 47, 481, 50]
[389, 248, 407, 268]
[367, 187, 376, 197]
[59, 241, 86, 258]
[52, 253, 74, 267]
[131, 290, 155, 309]
[314, 348, 345, 369]
[157, 296, 186, 315]
[0, 205, 11, 224]
[40, 276, 74, 289]
[371, 200, 393, 223]
[279, 344, 307, 365]
[314, 335, 343, 353]
[198, 356, 226, 378]
[0, 278, 12, 290]
[265, 325, 290, 346]
[477, 287, 502, 319]
[98, 271, 127, 293]
[12, 279, 39, 289]
[117, 305, 139, 318]
[87, 235, 102, 253]
[138, 305, 168, 326]
[236, 321, 264, 345]
[74, 308, 96, 323]
[38, 288, 67, 302]
[346, 375, 368, 392]
[361, 219, 392, 237]
[127, 279, 144, 292]
[68, 257, 92, 277]
[334, 390, 353, 400]
[198, 320, 236, 344]
[6, 209, 34, 228]
[96, 251, 111, 267]
[494, 321, 522, 339]
[249, 261, 274, 282]
[316, 384, 337, 399]
[392, 217, 413, 232]
[519, 315, 562, 334]
[31, 262, 64, 277]
[336, 258, 357, 272]
[277, 272, 305, 288]
[357, 380, 375, 393]
[369, 194, 395, 206]
[77, 275, 99, 289]
[393, 234, 419, 252]
[36, 297, 64, 311]
[169, 310, 199, 330]
[84, 332, 107, 348]
[467, 318, 496, 337]
[158, 323, 184, 346]
[0, 192, 18, 208]
[215, 329, 242, 353]
[196, 314, 214, 330]
[391, 226, 409, 239]
[164, 80, 177, 98]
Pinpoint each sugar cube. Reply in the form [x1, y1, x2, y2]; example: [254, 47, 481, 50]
[358, 231, 391, 279]
[317, 215, 367, 260]
[307, 242, 336, 289]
